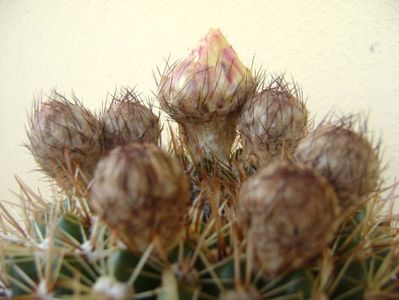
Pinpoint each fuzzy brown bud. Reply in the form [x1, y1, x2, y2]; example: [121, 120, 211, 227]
[239, 160, 339, 277]
[90, 143, 189, 252]
[102, 90, 160, 152]
[238, 76, 308, 167]
[28, 93, 102, 192]
[294, 122, 379, 208]
[158, 28, 256, 161]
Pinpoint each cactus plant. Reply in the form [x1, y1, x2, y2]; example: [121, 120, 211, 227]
[1, 29, 398, 300]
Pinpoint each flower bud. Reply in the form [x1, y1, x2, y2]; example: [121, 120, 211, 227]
[238, 76, 308, 167]
[158, 28, 256, 161]
[102, 89, 160, 152]
[90, 143, 189, 252]
[238, 160, 339, 277]
[28, 92, 102, 192]
[294, 120, 380, 208]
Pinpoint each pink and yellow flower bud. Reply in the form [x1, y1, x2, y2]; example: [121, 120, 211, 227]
[159, 28, 256, 161]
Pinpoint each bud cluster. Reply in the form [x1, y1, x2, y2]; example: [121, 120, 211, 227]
[24, 29, 385, 289]
[28, 89, 160, 193]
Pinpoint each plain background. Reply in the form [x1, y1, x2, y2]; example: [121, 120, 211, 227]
[0, 1, 398, 211]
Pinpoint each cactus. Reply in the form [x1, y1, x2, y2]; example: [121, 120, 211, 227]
[1, 29, 398, 300]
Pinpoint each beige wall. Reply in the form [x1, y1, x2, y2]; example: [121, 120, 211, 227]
[0, 1, 398, 208]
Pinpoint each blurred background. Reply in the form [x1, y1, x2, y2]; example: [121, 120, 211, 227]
[0, 0, 398, 210]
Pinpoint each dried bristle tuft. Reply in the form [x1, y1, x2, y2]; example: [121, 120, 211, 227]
[238, 75, 309, 167]
[90, 143, 189, 252]
[27, 91, 102, 192]
[239, 160, 339, 277]
[294, 116, 380, 208]
[157, 28, 258, 161]
[102, 88, 160, 152]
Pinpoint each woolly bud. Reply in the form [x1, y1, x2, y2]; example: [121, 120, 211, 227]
[238, 76, 308, 167]
[238, 160, 339, 277]
[294, 120, 380, 208]
[158, 28, 256, 161]
[102, 89, 160, 152]
[90, 143, 189, 252]
[28, 92, 102, 192]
